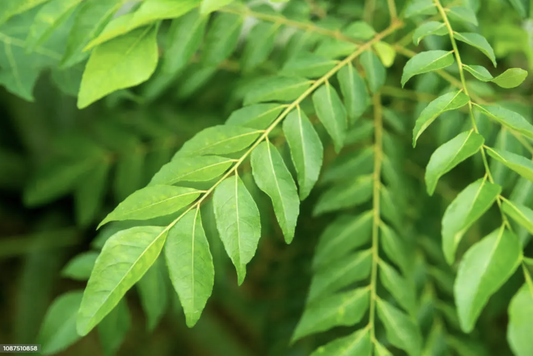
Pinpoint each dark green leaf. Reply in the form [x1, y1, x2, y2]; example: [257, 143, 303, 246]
[402, 50, 455, 87]
[360, 51, 386, 93]
[282, 53, 337, 78]
[448, 7, 478, 26]
[379, 261, 417, 316]
[377, 299, 422, 356]
[314, 175, 373, 215]
[97, 299, 130, 356]
[241, 22, 279, 71]
[312, 83, 347, 152]
[412, 21, 447, 46]
[502, 199, 533, 234]
[486, 147, 533, 182]
[507, 283, 533, 356]
[310, 329, 372, 356]
[405, 0, 437, 18]
[337, 64, 370, 123]
[202, 12, 243, 66]
[137, 257, 168, 331]
[61, 252, 99, 281]
[453, 32, 496, 67]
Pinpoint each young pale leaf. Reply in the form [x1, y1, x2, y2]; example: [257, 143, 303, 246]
[283, 109, 324, 200]
[360, 51, 386, 93]
[402, 50, 455, 87]
[61, 0, 124, 68]
[201, 0, 234, 14]
[38, 291, 84, 355]
[313, 212, 373, 269]
[337, 64, 370, 123]
[312, 83, 347, 153]
[77, 226, 167, 335]
[78, 26, 158, 108]
[202, 13, 243, 66]
[292, 288, 370, 342]
[308, 250, 372, 302]
[175, 125, 261, 158]
[475, 105, 533, 139]
[453, 32, 496, 67]
[162, 9, 207, 75]
[150, 156, 234, 186]
[213, 175, 261, 285]
[413, 90, 470, 147]
[225, 104, 285, 130]
[448, 7, 478, 26]
[97, 299, 130, 356]
[486, 147, 533, 182]
[405, 0, 437, 18]
[379, 261, 417, 316]
[377, 299, 422, 356]
[99, 186, 201, 227]
[61, 251, 99, 281]
[412, 21, 447, 45]
[507, 283, 533, 356]
[282, 53, 337, 78]
[314, 175, 373, 215]
[241, 22, 279, 71]
[310, 329, 372, 356]
[26, 0, 82, 51]
[251, 142, 300, 243]
[373, 42, 396, 68]
[426, 131, 484, 196]
[165, 209, 214, 327]
[137, 258, 168, 331]
[490, 68, 528, 88]
[455, 227, 522, 332]
[502, 199, 533, 234]
[442, 178, 501, 265]
[244, 76, 312, 105]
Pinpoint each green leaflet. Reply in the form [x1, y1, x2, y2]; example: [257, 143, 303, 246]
[0, 0, 51, 25]
[490, 68, 528, 88]
[321, 147, 374, 183]
[379, 261, 417, 317]
[74, 160, 110, 226]
[453, 32, 497, 67]
[501, 199, 533, 234]
[150, 156, 234, 186]
[308, 250, 372, 302]
[162, 9, 207, 75]
[412, 21, 447, 46]
[201, 0, 235, 14]
[312, 212, 373, 269]
[37, 291, 84, 355]
[508, 283, 533, 356]
[78, 25, 159, 108]
[374, 342, 393, 356]
[360, 50, 386, 93]
[380, 224, 411, 277]
[174, 125, 262, 158]
[61, 0, 124, 68]
[310, 329, 372, 356]
[283, 109, 324, 200]
[99, 186, 201, 227]
[315, 38, 357, 60]
[26, 0, 82, 51]
[442, 178, 501, 265]
[373, 41, 396, 68]
[425, 131, 484, 196]
[251, 142, 300, 243]
[137, 257, 168, 331]
[454, 227, 522, 332]
[97, 299, 130, 356]
[344, 21, 375, 40]
[113, 151, 145, 202]
[463, 64, 494, 81]
[244, 76, 312, 105]
[412, 90, 470, 147]
[77, 226, 167, 335]
[292, 288, 370, 341]
[377, 299, 422, 356]
[85, 0, 201, 49]
[202, 12, 243, 66]
[448, 7, 478, 26]
[508, 0, 529, 17]
[241, 22, 279, 72]
[401, 50, 455, 87]
[486, 147, 533, 183]
[312, 83, 347, 153]
[213, 175, 261, 285]
[225, 104, 285, 129]
[474, 104, 533, 139]
[405, 0, 436, 18]
[282, 53, 337, 78]
[337, 64, 370, 123]
[314, 175, 373, 215]
[61, 251, 99, 281]
[165, 209, 214, 327]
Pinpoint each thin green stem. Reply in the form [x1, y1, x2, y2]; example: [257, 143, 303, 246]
[364, 0, 376, 24]
[387, 0, 398, 23]
[368, 93, 383, 342]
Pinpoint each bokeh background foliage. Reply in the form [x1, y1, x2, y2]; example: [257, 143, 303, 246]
[0, 0, 533, 355]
